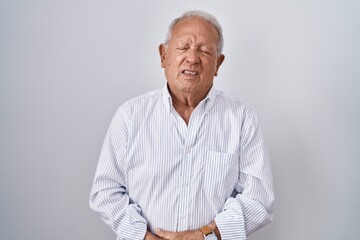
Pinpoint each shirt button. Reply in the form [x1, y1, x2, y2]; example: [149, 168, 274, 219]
[184, 147, 191, 153]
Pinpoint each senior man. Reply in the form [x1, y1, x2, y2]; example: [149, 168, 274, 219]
[90, 10, 274, 240]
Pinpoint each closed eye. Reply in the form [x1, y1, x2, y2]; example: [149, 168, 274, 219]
[200, 49, 212, 55]
[176, 47, 188, 51]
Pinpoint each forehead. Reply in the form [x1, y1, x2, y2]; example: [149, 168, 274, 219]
[170, 17, 219, 45]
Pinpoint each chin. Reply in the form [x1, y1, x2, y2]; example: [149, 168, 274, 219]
[178, 84, 197, 93]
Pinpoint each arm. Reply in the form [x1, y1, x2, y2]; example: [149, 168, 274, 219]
[215, 111, 274, 239]
[145, 231, 166, 240]
[154, 222, 221, 240]
[89, 107, 147, 240]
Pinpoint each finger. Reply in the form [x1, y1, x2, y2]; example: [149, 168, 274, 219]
[154, 228, 165, 238]
[155, 228, 174, 239]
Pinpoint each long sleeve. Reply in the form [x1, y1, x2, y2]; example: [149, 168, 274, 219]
[89, 107, 147, 240]
[215, 111, 274, 240]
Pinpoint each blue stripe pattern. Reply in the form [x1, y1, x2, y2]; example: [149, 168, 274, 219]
[89, 85, 274, 240]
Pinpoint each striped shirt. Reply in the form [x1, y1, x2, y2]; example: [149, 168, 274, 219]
[89, 85, 274, 240]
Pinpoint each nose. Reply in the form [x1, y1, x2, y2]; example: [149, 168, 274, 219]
[186, 48, 200, 64]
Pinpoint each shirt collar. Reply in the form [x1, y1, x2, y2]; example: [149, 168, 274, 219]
[162, 83, 217, 113]
[162, 84, 173, 112]
[204, 85, 217, 112]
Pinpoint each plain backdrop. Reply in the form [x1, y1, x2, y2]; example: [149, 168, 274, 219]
[1, 1, 359, 239]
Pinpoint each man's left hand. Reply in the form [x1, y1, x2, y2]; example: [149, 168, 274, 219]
[155, 228, 204, 240]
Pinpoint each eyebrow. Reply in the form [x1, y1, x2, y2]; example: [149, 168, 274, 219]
[177, 39, 215, 49]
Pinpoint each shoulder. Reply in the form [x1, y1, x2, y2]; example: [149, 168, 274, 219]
[213, 89, 259, 121]
[112, 88, 163, 121]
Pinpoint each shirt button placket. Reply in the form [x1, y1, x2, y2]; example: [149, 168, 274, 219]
[180, 144, 192, 230]
[182, 147, 190, 228]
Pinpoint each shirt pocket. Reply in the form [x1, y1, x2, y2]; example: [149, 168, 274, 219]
[203, 151, 239, 197]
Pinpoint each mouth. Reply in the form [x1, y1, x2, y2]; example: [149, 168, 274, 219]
[181, 69, 199, 77]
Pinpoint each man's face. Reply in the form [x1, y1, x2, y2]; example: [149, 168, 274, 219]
[159, 17, 225, 96]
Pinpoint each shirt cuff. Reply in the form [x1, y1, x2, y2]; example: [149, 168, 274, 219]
[215, 197, 246, 240]
[116, 204, 147, 240]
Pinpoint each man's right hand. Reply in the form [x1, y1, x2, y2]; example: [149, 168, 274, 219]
[144, 231, 166, 240]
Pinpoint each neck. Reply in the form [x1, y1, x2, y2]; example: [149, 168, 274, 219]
[167, 85, 211, 125]
[168, 85, 211, 108]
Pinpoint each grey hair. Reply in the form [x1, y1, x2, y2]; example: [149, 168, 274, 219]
[164, 10, 224, 54]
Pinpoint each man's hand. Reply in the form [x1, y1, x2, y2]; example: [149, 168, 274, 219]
[155, 228, 204, 240]
[144, 231, 166, 240]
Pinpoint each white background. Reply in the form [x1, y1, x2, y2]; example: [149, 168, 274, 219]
[1, 1, 359, 239]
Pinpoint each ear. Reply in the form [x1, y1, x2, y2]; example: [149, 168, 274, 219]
[214, 54, 225, 76]
[159, 44, 167, 68]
